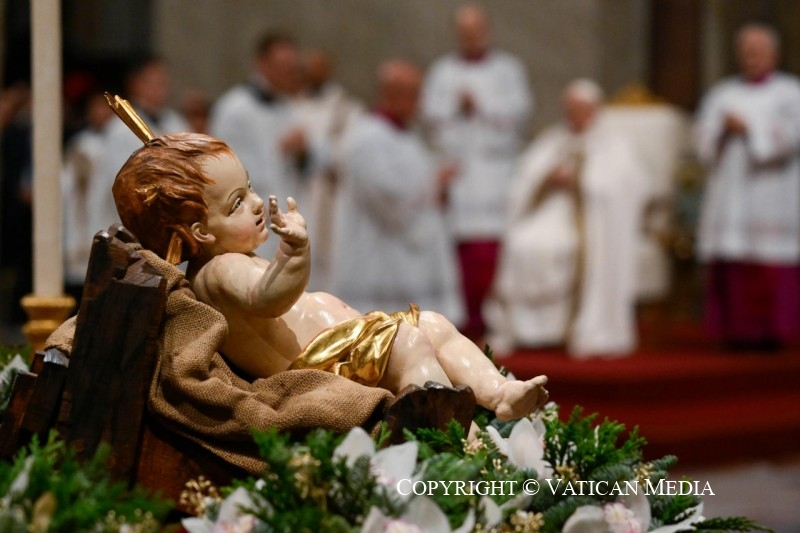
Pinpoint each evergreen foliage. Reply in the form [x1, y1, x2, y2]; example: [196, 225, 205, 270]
[0, 347, 777, 532]
[0, 431, 170, 532]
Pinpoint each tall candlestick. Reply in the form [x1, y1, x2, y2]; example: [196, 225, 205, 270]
[23, 0, 75, 354]
[31, 0, 63, 296]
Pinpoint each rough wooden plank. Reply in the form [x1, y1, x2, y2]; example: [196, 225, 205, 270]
[384, 381, 476, 445]
[20, 355, 69, 439]
[58, 228, 166, 483]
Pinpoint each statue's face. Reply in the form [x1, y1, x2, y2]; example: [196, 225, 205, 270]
[193, 153, 268, 256]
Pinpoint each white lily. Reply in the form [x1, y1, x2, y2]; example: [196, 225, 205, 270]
[1, 456, 34, 507]
[181, 487, 261, 533]
[650, 503, 704, 533]
[563, 493, 697, 533]
[334, 427, 419, 498]
[0, 354, 28, 391]
[486, 417, 552, 478]
[562, 505, 606, 533]
[563, 499, 647, 533]
[619, 488, 651, 531]
[604, 502, 644, 533]
[480, 495, 503, 529]
[361, 496, 475, 533]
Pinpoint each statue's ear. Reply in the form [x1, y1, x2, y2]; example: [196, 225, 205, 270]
[191, 222, 215, 244]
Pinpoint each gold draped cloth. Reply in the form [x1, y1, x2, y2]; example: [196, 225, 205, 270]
[290, 304, 420, 386]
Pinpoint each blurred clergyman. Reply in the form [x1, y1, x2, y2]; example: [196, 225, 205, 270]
[330, 60, 464, 325]
[422, 3, 533, 341]
[210, 32, 319, 257]
[62, 92, 114, 297]
[93, 55, 188, 258]
[694, 23, 800, 351]
[486, 80, 646, 358]
[293, 49, 364, 290]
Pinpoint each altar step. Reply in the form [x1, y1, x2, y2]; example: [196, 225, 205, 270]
[500, 346, 800, 467]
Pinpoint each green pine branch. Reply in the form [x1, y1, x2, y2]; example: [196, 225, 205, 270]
[0, 430, 170, 532]
[693, 516, 776, 532]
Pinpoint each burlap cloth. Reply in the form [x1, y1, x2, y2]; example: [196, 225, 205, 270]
[45, 243, 393, 474]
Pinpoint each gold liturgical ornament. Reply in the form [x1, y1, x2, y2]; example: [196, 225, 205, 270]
[104, 93, 183, 264]
[104, 93, 155, 142]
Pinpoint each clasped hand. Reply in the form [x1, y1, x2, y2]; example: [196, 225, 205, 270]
[547, 164, 578, 188]
[723, 113, 748, 135]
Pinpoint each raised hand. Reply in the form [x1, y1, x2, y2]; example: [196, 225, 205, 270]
[269, 196, 308, 253]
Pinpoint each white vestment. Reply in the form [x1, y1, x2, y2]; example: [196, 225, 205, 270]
[694, 72, 800, 264]
[422, 50, 533, 239]
[486, 115, 647, 357]
[330, 114, 464, 325]
[293, 83, 364, 290]
[210, 81, 322, 258]
[62, 127, 107, 285]
[82, 107, 187, 271]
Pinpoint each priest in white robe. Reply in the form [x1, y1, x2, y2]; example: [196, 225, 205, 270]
[330, 60, 464, 325]
[694, 23, 800, 350]
[62, 92, 113, 293]
[210, 33, 320, 258]
[293, 49, 364, 290]
[422, 3, 533, 340]
[485, 80, 647, 358]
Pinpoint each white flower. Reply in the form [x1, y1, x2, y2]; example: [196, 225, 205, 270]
[1, 455, 34, 507]
[563, 500, 647, 533]
[334, 427, 419, 497]
[562, 505, 606, 533]
[619, 489, 651, 531]
[361, 496, 474, 533]
[604, 502, 643, 533]
[182, 487, 261, 533]
[0, 354, 28, 390]
[650, 503, 704, 533]
[480, 495, 504, 529]
[486, 417, 552, 478]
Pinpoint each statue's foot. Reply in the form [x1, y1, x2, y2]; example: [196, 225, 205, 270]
[494, 375, 549, 421]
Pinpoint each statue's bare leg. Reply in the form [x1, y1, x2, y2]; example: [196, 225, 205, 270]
[417, 311, 549, 421]
[379, 322, 453, 393]
[383, 323, 484, 439]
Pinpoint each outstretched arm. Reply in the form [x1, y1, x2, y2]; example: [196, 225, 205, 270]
[255, 196, 311, 315]
[198, 196, 310, 318]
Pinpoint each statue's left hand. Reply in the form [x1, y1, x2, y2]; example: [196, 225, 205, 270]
[269, 196, 308, 252]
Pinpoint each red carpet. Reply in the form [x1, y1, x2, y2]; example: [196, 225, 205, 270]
[498, 324, 800, 467]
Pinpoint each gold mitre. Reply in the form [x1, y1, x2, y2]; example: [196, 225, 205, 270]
[104, 92, 183, 264]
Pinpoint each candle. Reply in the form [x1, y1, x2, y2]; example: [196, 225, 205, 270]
[30, 0, 63, 296]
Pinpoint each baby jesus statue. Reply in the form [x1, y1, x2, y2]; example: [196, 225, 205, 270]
[109, 96, 547, 422]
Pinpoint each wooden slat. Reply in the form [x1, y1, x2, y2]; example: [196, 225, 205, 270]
[58, 229, 166, 483]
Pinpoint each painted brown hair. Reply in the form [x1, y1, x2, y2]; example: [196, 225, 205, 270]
[112, 132, 233, 262]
